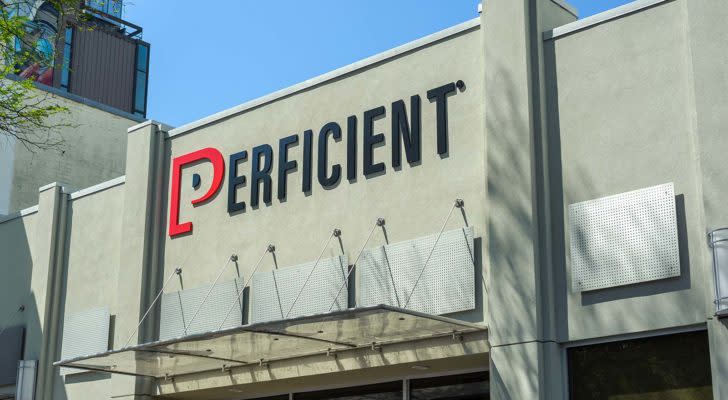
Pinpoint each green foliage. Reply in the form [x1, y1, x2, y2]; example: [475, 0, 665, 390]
[0, 1, 87, 152]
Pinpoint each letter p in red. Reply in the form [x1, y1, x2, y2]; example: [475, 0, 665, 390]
[169, 148, 225, 237]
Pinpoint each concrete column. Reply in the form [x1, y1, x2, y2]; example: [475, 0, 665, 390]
[111, 120, 169, 399]
[482, 1, 575, 398]
[33, 183, 70, 400]
[683, 1, 728, 397]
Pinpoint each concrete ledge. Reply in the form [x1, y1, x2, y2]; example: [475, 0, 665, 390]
[543, 0, 672, 40]
[68, 176, 126, 200]
[167, 17, 481, 140]
[38, 182, 74, 193]
[0, 205, 39, 224]
[127, 120, 175, 134]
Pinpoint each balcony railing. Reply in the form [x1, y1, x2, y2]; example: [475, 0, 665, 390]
[708, 228, 728, 317]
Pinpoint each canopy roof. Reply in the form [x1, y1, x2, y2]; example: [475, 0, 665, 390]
[55, 305, 486, 379]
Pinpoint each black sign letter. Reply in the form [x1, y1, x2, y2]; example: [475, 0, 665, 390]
[363, 106, 386, 176]
[251, 144, 273, 207]
[346, 115, 357, 181]
[227, 150, 247, 213]
[391, 95, 421, 168]
[427, 83, 457, 156]
[318, 122, 342, 188]
[302, 130, 313, 193]
[277, 134, 299, 201]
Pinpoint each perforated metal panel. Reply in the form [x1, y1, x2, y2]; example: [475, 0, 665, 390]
[159, 278, 243, 341]
[60, 308, 110, 375]
[568, 183, 680, 292]
[359, 227, 475, 315]
[250, 255, 348, 324]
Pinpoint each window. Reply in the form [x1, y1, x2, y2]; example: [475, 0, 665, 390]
[132, 42, 149, 117]
[568, 331, 713, 400]
[410, 372, 489, 400]
[294, 381, 402, 400]
[60, 26, 73, 91]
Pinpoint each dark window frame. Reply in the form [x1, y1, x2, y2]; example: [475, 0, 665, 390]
[60, 25, 74, 92]
[132, 41, 150, 117]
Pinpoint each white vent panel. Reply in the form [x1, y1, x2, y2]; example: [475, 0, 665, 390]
[568, 183, 680, 292]
[358, 227, 475, 315]
[250, 256, 348, 324]
[60, 308, 110, 375]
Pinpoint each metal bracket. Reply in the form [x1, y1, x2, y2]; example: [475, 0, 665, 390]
[221, 364, 232, 373]
[371, 342, 382, 352]
[267, 244, 276, 253]
[230, 254, 239, 262]
[333, 228, 342, 237]
[174, 267, 182, 275]
[451, 331, 464, 342]
[326, 348, 338, 358]
[259, 358, 268, 367]
[455, 199, 465, 208]
[376, 218, 386, 227]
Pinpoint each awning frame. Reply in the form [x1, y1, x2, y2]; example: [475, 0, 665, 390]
[55, 305, 487, 379]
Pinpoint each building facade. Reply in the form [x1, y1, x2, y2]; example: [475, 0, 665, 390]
[0, 0, 727, 399]
[0, 0, 150, 215]
[12, 0, 150, 117]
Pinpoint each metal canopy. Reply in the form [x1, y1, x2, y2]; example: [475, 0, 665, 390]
[54, 305, 486, 379]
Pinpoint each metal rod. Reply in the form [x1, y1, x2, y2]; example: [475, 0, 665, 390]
[124, 267, 181, 348]
[185, 255, 235, 334]
[403, 200, 461, 309]
[327, 220, 383, 313]
[285, 230, 338, 319]
[218, 245, 273, 330]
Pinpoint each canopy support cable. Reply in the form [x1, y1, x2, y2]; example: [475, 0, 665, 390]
[218, 244, 275, 330]
[327, 218, 384, 313]
[124, 267, 181, 348]
[403, 199, 464, 310]
[184, 254, 236, 335]
[285, 229, 340, 319]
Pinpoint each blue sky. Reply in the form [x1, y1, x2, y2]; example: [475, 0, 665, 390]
[124, 1, 633, 127]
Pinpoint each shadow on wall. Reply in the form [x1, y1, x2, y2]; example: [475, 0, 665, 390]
[0, 218, 54, 398]
[487, 33, 700, 398]
[485, 58, 543, 399]
[542, 36, 701, 342]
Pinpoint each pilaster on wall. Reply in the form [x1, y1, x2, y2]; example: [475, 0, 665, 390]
[34, 183, 71, 400]
[684, 1, 728, 398]
[112, 121, 169, 399]
[482, 1, 575, 399]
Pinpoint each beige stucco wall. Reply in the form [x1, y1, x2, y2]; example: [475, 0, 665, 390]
[2, 87, 140, 214]
[161, 25, 487, 323]
[4, 1, 728, 399]
[51, 184, 129, 400]
[549, 0, 713, 342]
[0, 212, 39, 397]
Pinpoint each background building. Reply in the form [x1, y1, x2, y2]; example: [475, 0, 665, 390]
[0, 0, 150, 215]
[1, 0, 727, 399]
